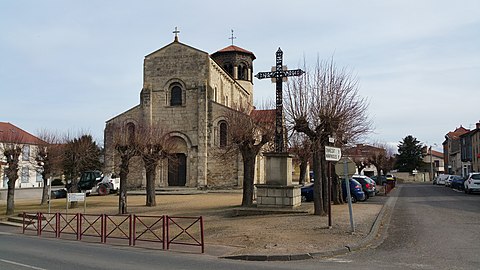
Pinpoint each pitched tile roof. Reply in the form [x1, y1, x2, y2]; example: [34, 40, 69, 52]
[250, 109, 275, 124]
[0, 122, 44, 145]
[446, 126, 470, 140]
[213, 45, 256, 59]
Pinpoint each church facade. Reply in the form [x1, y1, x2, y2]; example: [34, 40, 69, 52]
[104, 36, 267, 189]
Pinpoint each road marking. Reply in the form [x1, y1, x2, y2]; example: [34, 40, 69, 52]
[324, 258, 352, 263]
[0, 259, 47, 270]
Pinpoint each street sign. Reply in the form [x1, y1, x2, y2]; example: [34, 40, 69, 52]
[325, 146, 342, 161]
[334, 157, 357, 177]
[67, 193, 85, 202]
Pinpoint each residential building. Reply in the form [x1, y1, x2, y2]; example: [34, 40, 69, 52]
[443, 126, 470, 176]
[460, 121, 480, 174]
[422, 148, 444, 178]
[0, 122, 45, 189]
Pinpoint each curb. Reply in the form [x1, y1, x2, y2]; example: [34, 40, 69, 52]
[223, 185, 401, 261]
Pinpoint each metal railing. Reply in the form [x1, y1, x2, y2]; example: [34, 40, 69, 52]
[22, 212, 204, 253]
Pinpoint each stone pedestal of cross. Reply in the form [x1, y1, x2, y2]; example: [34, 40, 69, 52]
[255, 48, 304, 153]
[254, 48, 304, 208]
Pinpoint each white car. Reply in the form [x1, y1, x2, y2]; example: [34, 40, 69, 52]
[436, 174, 449, 185]
[464, 173, 480, 194]
[445, 175, 457, 187]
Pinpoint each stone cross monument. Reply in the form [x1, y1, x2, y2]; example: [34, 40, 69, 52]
[254, 48, 304, 208]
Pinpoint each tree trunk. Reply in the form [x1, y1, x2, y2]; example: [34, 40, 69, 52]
[312, 150, 325, 216]
[118, 158, 129, 214]
[145, 160, 157, 207]
[241, 152, 256, 207]
[6, 180, 15, 215]
[332, 171, 344, 205]
[299, 161, 307, 185]
[320, 147, 329, 214]
[40, 175, 50, 205]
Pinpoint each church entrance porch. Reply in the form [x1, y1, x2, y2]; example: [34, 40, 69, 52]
[168, 153, 187, 186]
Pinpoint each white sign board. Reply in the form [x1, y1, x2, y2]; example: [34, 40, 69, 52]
[67, 193, 85, 202]
[325, 146, 342, 161]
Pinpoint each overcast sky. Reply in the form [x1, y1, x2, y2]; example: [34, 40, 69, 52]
[1, 0, 479, 151]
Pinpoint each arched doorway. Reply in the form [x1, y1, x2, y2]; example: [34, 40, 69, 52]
[166, 136, 188, 187]
[168, 153, 186, 186]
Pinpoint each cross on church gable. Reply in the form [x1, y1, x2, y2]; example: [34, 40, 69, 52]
[173, 27, 180, 41]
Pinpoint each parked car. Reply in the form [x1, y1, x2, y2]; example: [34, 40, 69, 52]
[450, 176, 466, 190]
[301, 183, 314, 202]
[436, 174, 449, 185]
[371, 175, 387, 185]
[50, 188, 67, 199]
[342, 179, 366, 203]
[464, 173, 480, 194]
[352, 175, 376, 199]
[445, 175, 461, 187]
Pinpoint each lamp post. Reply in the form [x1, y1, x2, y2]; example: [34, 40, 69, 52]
[429, 146, 433, 181]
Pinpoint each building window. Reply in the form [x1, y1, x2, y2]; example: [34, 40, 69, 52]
[36, 171, 43, 182]
[22, 145, 30, 161]
[21, 167, 29, 183]
[170, 85, 182, 106]
[126, 122, 135, 144]
[219, 122, 228, 147]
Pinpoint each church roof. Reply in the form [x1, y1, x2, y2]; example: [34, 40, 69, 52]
[250, 109, 275, 124]
[213, 45, 256, 60]
[0, 122, 45, 145]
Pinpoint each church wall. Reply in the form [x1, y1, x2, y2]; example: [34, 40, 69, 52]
[104, 105, 146, 188]
[141, 42, 211, 188]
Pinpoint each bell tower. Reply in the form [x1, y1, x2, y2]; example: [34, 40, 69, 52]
[211, 35, 256, 95]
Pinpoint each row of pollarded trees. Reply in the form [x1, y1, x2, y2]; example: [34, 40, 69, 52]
[106, 123, 178, 214]
[1, 131, 102, 215]
[285, 59, 372, 216]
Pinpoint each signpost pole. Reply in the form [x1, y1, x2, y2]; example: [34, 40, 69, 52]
[328, 162, 332, 228]
[344, 159, 355, 233]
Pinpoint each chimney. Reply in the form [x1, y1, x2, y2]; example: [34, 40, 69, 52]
[476, 121, 480, 129]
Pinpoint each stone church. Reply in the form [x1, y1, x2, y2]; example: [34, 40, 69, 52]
[104, 34, 269, 189]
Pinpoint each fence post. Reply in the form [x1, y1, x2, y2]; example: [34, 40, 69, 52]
[200, 216, 204, 254]
[129, 214, 132, 246]
[56, 213, 60, 238]
[162, 215, 166, 250]
[101, 214, 106, 243]
[166, 215, 170, 250]
[76, 213, 80, 240]
[37, 212, 42, 236]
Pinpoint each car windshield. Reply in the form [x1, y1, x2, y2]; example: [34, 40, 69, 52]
[471, 174, 480, 180]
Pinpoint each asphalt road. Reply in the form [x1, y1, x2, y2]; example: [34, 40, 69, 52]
[1, 183, 479, 270]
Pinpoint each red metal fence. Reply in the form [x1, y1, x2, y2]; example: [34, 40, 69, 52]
[22, 212, 204, 253]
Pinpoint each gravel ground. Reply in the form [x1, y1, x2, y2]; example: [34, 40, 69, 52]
[0, 190, 384, 256]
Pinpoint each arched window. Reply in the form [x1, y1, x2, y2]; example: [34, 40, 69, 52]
[126, 122, 135, 143]
[238, 64, 248, 80]
[219, 121, 228, 147]
[170, 85, 182, 106]
[223, 64, 233, 77]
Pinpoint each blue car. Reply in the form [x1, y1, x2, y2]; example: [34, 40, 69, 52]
[301, 184, 314, 202]
[450, 175, 465, 190]
[342, 179, 366, 203]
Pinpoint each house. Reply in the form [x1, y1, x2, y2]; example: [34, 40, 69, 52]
[443, 126, 470, 176]
[422, 148, 444, 178]
[460, 121, 480, 175]
[0, 122, 45, 189]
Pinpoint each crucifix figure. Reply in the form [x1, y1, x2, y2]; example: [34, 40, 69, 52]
[255, 48, 304, 153]
[173, 27, 180, 41]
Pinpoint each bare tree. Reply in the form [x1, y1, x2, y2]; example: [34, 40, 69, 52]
[289, 132, 311, 185]
[107, 122, 140, 214]
[285, 58, 371, 215]
[368, 143, 396, 181]
[1, 131, 24, 215]
[35, 131, 64, 205]
[221, 105, 275, 207]
[136, 124, 175, 207]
